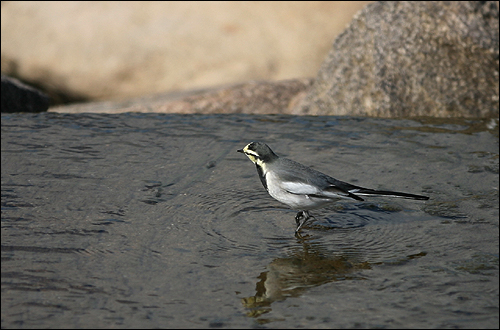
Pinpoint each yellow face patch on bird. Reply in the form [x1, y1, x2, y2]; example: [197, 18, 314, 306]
[240, 145, 264, 166]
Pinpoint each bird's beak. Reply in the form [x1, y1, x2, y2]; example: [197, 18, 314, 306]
[237, 149, 244, 153]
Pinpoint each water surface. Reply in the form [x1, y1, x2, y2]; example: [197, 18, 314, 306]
[1, 113, 498, 328]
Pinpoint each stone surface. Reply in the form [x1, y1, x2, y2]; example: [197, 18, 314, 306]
[295, 1, 499, 118]
[1, 1, 369, 102]
[49, 79, 314, 114]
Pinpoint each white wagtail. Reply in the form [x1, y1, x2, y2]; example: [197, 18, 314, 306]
[237, 142, 429, 235]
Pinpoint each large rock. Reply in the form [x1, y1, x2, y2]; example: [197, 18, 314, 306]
[294, 1, 499, 117]
[0, 2, 369, 102]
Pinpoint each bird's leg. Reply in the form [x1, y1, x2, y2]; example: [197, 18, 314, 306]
[295, 211, 312, 234]
[295, 211, 305, 227]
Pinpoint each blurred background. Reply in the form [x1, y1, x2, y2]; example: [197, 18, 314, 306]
[1, 1, 371, 105]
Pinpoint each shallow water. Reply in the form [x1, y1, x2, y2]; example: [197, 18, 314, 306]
[1, 113, 498, 328]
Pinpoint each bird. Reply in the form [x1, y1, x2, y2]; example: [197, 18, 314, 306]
[237, 141, 429, 235]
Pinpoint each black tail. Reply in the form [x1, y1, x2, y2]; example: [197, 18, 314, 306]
[350, 188, 429, 200]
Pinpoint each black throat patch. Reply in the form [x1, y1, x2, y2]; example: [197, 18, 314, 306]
[255, 164, 268, 191]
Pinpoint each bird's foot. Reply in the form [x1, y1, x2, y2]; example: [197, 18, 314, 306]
[295, 211, 313, 235]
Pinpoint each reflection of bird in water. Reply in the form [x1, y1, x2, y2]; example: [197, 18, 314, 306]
[241, 237, 371, 318]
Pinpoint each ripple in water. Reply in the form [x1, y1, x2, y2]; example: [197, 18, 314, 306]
[194, 179, 436, 268]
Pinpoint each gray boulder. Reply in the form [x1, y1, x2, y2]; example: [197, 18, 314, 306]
[295, 1, 499, 117]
